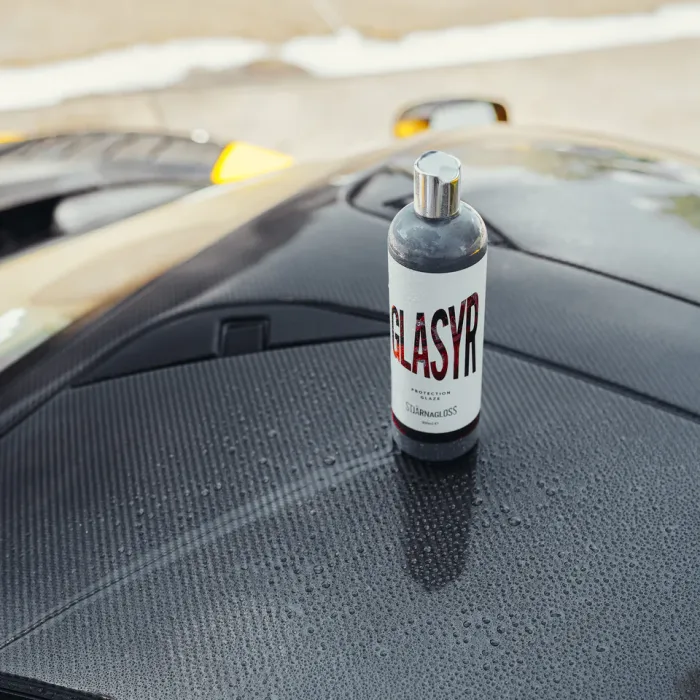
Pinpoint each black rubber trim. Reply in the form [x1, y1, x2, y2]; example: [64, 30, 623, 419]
[346, 166, 511, 249]
[0, 673, 111, 700]
[392, 412, 480, 442]
[486, 340, 700, 426]
[523, 249, 700, 311]
[75, 302, 389, 385]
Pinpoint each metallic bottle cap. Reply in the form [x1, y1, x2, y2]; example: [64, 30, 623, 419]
[413, 150, 461, 219]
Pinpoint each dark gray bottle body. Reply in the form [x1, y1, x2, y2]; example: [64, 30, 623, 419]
[388, 201, 488, 461]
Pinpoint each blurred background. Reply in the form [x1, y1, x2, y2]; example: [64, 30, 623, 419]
[1, 0, 699, 160]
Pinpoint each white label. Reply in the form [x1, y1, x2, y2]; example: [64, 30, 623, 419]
[388, 252, 487, 434]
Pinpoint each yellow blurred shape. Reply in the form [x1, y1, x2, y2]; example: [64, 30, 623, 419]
[211, 141, 293, 184]
[394, 119, 430, 139]
[0, 131, 23, 144]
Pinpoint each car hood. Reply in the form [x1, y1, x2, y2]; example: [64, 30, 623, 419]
[2, 124, 700, 700]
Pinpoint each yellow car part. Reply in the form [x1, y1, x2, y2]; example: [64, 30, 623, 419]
[0, 131, 292, 185]
[394, 119, 431, 140]
[211, 142, 294, 184]
[0, 131, 23, 144]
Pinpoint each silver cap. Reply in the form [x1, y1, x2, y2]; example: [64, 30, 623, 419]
[413, 150, 461, 219]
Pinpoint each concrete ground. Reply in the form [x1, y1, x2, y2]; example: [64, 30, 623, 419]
[1, 38, 699, 161]
[1, 0, 699, 161]
[0, 0, 691, 64]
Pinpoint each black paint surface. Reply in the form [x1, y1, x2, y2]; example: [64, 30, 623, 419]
[2, 127, 700, 699]
[2, 340, 700, 699]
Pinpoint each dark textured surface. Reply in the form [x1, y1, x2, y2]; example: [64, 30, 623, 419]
[2, 338, 700, 699]
[78, 304, 389, 384]
[0, 338, 390, 643]
[6, 128, 700, 435]
[6, 203, 700, 433]
[450, 140, 700, 306]
[4, 126, 700, 699]
[185, 189, 390, 313]
[486, 249, 700, 416]
[0, 187, 384, 435]
[98, 241, 700, 416]
[44, 188, 700, 409]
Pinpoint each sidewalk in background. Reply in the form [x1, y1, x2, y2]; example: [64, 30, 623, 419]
[0, 38, 698, 161]
[1, 0, 691, 64]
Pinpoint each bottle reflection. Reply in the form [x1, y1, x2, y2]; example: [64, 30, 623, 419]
[675, 667, 700, 699]
[395, 448, 477, 592]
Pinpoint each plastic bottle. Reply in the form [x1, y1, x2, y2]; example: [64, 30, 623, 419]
[388, 150, 488, 461]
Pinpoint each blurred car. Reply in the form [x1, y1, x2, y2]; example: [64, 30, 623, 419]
[0, 131, 293, 259]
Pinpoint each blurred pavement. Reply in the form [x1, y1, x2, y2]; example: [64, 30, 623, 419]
[0, 38, 698, 160]
[1, 0, 691, 64]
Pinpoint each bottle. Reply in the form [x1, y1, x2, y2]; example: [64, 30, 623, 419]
[388, 150, 488, 461]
